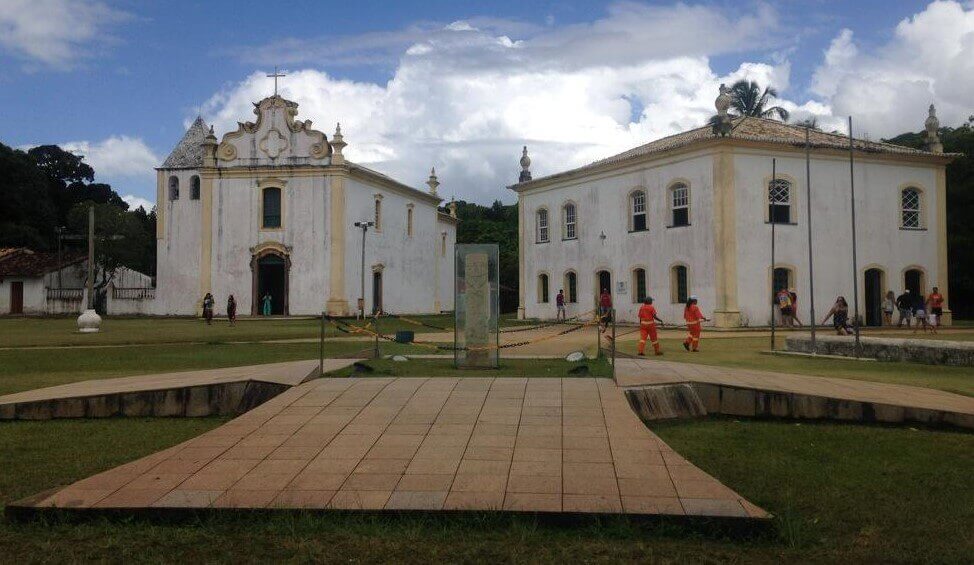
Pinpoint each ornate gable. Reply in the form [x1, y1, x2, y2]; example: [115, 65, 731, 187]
[216, 95, 331, 165]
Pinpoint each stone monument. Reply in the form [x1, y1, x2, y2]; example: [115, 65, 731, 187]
[454, 244, 499, 368]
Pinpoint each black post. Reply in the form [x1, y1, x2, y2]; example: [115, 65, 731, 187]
[374, 312, 380, 359]
[770, 158, 777, 351]
[319, 312, 325, 376]
[805, 126, 817, 352]
[848, 117, 862, 357]
[610, 308, 616, 379]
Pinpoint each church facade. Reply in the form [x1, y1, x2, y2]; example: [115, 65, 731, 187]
[510, 101, 956, 327]
[154, 95, 456, 316]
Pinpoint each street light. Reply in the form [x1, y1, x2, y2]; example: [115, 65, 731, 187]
[353, 220, 374, 319]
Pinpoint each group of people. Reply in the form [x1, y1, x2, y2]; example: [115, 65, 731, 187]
[200, 292, 238, 325]
[588, 287, 711, 356]
[819, 287, 944, 335]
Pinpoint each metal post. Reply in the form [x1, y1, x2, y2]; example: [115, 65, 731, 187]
[56, 226, 64, 289]
[848, 117, 862, 357]
[373, 312, 380, 359]
[86, 205, 95, 310]
[359, 226, 367, 320]
[319, 312, 325, 377]
[610, 308, 616, 379]
[770, 159, 777, 351]
[805, 126, 817, 352]
[596, 309, 602, 359]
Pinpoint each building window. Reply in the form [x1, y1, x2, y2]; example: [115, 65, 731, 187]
[190, 176, 201, 200]
[671, 265, 689, 304]
[374, 197, 382, 230]
[670, 183, 689, 227]
[630, 190, 647, 232]
[562, 202, 577, 240]
[441, 232, 447, 257]
[768, 179, 792, 223]
[633, 268, 647, 302]
[772, 267, 793, 299]
[538, 273, 550, 303]
[901, 187, 922, 229]
[536, 208, 549, 243]
[168, 176, 179, 200]
[407, 205, 414, 237]
[565, 271, 577, 303]
[262, 187, 282, 229]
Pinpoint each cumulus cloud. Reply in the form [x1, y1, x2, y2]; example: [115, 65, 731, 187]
[60, 136, 159, 180]
[0, 0, 130, 68]
[811, 0, 974, 137]
[121, 194, 153, 211]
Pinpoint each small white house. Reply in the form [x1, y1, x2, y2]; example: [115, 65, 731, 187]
[510, 101, 957, 327]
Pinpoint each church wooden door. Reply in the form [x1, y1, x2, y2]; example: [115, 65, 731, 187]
[9, 281, 23, 314]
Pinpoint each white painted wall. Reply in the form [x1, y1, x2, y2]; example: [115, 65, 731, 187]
[437, 216, 457, 312]
[155, 169, 202, 315]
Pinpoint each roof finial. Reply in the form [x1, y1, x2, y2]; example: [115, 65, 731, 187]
[267, 66, 286, 96]
[712, 83, 734, 136]
[331, 122, 347, 164]
[924, 103, 943, 153]
[426, 166, 440, 195]
[519, 146, 532, 183]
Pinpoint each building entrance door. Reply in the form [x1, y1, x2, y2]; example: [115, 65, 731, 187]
[864, 269, 884, 326]
[372, 271, 383, 314]
[254, 254, 288, 315]
[10, 281, 23, 314]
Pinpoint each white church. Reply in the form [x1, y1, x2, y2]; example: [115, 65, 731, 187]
[511, 91, 956, 328]
[154, 92, 456, 317]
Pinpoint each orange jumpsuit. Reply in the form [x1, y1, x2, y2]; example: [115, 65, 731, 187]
[637, 303, 661, 355]
[684, 304, 704, 351]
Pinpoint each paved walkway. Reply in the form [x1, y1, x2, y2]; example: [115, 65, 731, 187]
[28, 376, 765, 519]
[615, 358, 974, 415]
[0, 360, 348, 406]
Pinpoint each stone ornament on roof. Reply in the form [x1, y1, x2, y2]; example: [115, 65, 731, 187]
[519, 146, 532, 182]
[712, 84, 734, 137]
[217, 95, 331, 163]
[924, 104, 943, 154]
[426, 167, 440, 195]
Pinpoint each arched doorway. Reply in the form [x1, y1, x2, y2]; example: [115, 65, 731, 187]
[372, 270, 383, 314]
[864, 268, 885, 326]
[904, 268, 924, 298]
[251, 251, 289, 316]
[596, 270, 611, 306]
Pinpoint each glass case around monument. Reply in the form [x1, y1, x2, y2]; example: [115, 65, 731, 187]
[454, 244, 500, 368]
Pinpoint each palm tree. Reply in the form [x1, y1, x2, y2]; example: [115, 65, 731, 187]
[729, 80, 789, 121]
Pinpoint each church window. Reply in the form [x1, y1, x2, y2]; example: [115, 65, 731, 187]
[536, 208, 549, 243]
[168, 176, 179, 200]
[671, 264, 689, 304]
[901, 187, 922, 229]
[262, 187, 282, 229]
[565, 271, 578, 303]
[670, 183, 689, 227]
[630, 190, 647, 232]
[562, 202, 577, 240]
[538, 273, 549, 303]
[633, 268, 647, 303]
[374, 197, 382, 230]
[407, 205, 414, 237]
[768, 179, 792, 223]
[190, 176, 200, 200]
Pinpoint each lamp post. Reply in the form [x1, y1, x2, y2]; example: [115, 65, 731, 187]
[353, 220, 374, 319]
[77, 205, 101, 333]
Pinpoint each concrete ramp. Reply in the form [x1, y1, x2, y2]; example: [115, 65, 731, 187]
[625, 384, 708, 421]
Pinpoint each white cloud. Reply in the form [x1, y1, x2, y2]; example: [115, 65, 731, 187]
[60, 135, 159, 180]
[810, 1, 974, 137]
[121, 194, 153, 211]
[0, 0, 130, 69]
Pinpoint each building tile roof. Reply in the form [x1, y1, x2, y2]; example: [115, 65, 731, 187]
[161, 116, 209, 169]
[515, 116, 959, 188]
[0, 248, 86, 278]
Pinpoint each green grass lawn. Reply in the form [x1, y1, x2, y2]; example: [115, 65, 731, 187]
[616, 335, 974, 397]
[0, 417, 971, 562]
[327, 357, 612, 379]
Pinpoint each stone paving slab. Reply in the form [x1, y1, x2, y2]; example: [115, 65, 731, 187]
[615, 359, 974, 415]
[0, 360, 343, 406]
[19, 376, 766, 520]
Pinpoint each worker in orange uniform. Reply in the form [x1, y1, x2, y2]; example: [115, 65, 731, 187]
[637, 296, 665, 356]
[682, 295, 710, 352]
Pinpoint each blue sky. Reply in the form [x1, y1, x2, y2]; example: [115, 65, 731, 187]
[1, 0, 971, 206]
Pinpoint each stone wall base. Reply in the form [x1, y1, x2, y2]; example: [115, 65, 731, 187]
[786, 334, 974, 366]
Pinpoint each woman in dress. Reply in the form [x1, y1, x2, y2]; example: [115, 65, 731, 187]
[261, 293, 273, 316]
[821, 296, 851, 335]
[226, 294, 237, 326]
[202, 293, 215, 325]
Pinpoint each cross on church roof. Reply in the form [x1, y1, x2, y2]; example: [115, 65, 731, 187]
[267, 66, 286, 96]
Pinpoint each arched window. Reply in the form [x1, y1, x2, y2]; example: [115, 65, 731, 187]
[632, 268, 647, 303]
[168, 176, 179, 201]
[538, 273, 550, 303]
[262, 187, 282, 229]
[190, 175, 201, 200]
[630, 190, 647, 232]
[562, 202, 577, 240]
[564, 271, 578, 303]
[901, 187, 922, 229]
[768, 179, 791, 223]
[374, 196, 383, 230]
[670, 265, 689, 304]
[536, 208, 549, 243]
[670, 182, 689, 227]
[406, 205, 414, 237]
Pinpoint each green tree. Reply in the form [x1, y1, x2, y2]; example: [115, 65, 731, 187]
[729, 80, 790, 121]
[66, 201, 150, 294]
[0, 143, 58, 249]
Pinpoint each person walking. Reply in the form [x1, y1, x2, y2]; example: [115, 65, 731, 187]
[913, 292, 932, 334]
[682, 296, 709, 352]
[599, 288, 612, 333]
[882, 290, 895, 326]
[202, 293, 215, 325]
[789, 288, 803, 326]
[556, 289, 566, 321]
[261, 293, 273, 316]
[637, 296, 665, 356]
[821, 296, 852, 335]
[895, 290, 913, 328]
[927, 287, 944, 329]
[227, 294, 237, 326]
[775, 288, 794, 327]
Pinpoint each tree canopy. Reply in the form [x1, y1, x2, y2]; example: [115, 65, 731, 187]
[729, 80, 790, 121]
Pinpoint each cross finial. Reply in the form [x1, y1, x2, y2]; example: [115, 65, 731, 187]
[267, 66, 286, 96]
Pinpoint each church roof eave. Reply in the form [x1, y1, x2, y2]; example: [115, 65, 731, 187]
[347, 162, 442, 205]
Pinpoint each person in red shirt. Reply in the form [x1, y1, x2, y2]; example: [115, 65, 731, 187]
[599, 288, 612, 333]
[682, 295, 710, 352]
[637, 297, 665, 355]
[927, 287, 945, 328]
